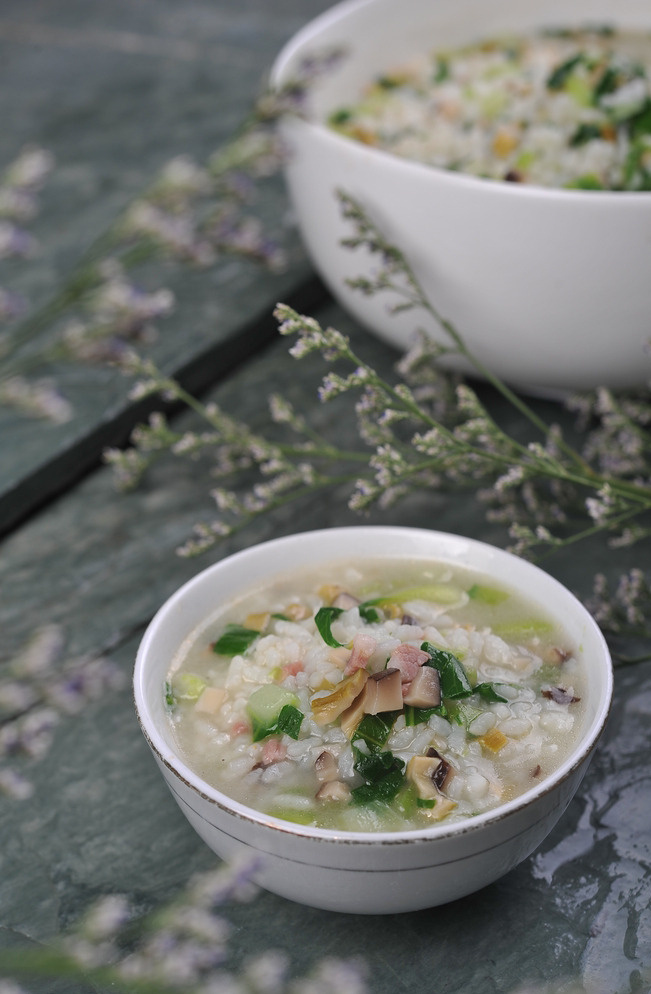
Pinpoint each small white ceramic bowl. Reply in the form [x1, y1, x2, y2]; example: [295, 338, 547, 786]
[134, 526, 612, 914]
[271, 0, 651, 395]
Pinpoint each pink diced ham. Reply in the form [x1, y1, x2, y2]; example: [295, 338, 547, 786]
[388, 643, 429, 682]
[344, 633, 378, 675]
[261, 738, 287, 765]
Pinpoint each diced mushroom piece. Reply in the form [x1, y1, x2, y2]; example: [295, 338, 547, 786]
[316, 780, 351, 802]
[406, 755, 457, 822]
[543, 645, 572, 666]
[363, 668, 403, 715]
[314, 750, 339, 783]
[332, 591, 360, 610]
[542, 686, 580, 705]
[311, 669, 368, 726]
[194, 686, 227, 715]
[425, 746, 453, 790]
[402, 666, 441, 708]
[339, 687, 368, 739]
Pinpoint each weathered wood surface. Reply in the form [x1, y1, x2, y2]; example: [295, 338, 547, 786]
[1, 2, 650, 994]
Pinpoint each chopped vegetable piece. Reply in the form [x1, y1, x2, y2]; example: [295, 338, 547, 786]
[474, 682, 509, 703]
[316, 780, 351, 802]
[352, 711, 400, 750]
[276, 704, 304, 739]
[403, 703, 448, 726]
[267, 807, 316, 826]
[492, 619, 554, 641]
[164, 680, 175, 708]
[467, 583, 509, 605]
[315, 750, 339, 782]
[351, 748, 406, 805]
[478, 728, 509, 752]
[213, 624, 260, 656]
[314, 606, 346, 647]
[421, 643, 473, 698]
[358, 603, 381, 623]
[368, 583, 463, 606]
[171, 672, 207, 701]
[247, 684, 301, 742]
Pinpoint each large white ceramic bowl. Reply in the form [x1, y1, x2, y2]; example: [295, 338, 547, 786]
[134, 526, 613, 914]
[270, 0, 651, 395]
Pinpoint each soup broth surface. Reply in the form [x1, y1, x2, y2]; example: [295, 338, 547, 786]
[165, 557, 587, 831]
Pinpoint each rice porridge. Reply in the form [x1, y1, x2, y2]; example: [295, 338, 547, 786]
[164, 558, 587, 831]
[328, 26, 651, 190]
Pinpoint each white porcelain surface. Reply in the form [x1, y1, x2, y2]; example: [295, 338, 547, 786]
[271, 0, 651, 394]
[134, 526, 613, 913]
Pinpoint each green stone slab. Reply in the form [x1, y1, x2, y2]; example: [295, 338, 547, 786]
[0, 0, 333, 531]
[0, 300, 649, 994]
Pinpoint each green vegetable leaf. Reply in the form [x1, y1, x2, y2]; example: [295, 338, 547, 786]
[352, 712, 399, 750]
[417, 797, 436, 809]
[474, 682, 509, 703]
[213, 624, 260, 656]
[351, 747, 405, 805]
[403, 703, 448, 726]
[421, 643, 473, 698]
[358, 602, 381, 623]
[569, 123, 603, 147]
[314, 606, 345, 647]
[546, 53, 584, 91]
[276, 704, 304, 740]
[164, 680, 175, 708]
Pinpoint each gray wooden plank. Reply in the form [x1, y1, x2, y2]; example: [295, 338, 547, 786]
[0, 300, 649, 994]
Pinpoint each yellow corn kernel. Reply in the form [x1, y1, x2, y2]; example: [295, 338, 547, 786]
[318, 584, 343, 605]
[244, 612, 270, 632]
[492, 126, 518, 158]
[478, 728, 508, 752]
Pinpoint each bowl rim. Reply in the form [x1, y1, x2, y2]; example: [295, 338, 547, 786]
[269, 0, 651, 202]
[134, 525, 614, 847]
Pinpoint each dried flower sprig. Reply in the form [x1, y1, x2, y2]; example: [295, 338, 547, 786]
[0, 858, 369, 994]
[107, 193, 651, 647]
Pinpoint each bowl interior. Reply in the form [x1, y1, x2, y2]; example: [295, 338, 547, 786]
[272, 0, 651, 119]
[134, 526, 613, 839]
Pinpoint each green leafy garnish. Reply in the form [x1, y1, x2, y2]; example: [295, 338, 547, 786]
[474, 682, 509, 703]
[421, 643, 473, 698]
[417, 797, 436, 809]
[547, 53, 584, 90]
[352, 712, 399, 750]
[351, 748, 405, 805]
[164, 680, 175, 708]
[404, 704, 448, 726]
[569, 123, 603, 147]
[213, 624, 260, 656]
[314, 606, 345, 647]
[358, 602, 381, 623]
[276, 704, 304, 740]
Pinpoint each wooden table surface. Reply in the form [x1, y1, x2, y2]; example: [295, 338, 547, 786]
[1, 3, 649, 993]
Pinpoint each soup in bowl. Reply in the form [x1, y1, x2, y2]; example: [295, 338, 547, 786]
[134, 526, 612, 913]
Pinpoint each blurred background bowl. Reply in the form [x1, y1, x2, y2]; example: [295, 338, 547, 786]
[271, 0, 651, 395]
[134, 526, 613, 914]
